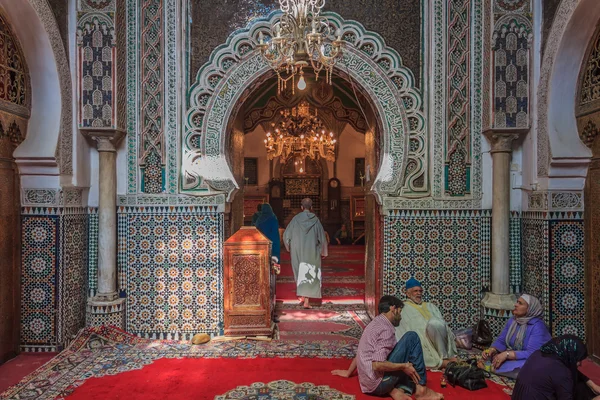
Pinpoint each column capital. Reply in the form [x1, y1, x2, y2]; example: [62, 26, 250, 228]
[483, 128, 528, 154]
[80, 128, 126, 152]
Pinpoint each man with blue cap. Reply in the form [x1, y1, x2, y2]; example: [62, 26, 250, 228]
[396, 277, 458, 369]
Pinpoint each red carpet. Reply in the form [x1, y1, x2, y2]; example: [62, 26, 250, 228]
[0, 353, 57, 394]
[581, 359, 600, 383]
[277, 282, 365, 301]
[276, 245, 365, 303]
[277, 308, 369, 341]
[64, 357, 510, 400]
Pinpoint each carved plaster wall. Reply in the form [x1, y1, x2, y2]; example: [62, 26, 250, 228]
[183, 11, 426, 205]
[536, 0, 594, 183]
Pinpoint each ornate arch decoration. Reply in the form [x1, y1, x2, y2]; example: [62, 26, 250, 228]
[537, 0, 594, 178]
[577, 22, 600, 118]
[491, 14, 532, 129]
[0, 8, 30, 149]
[183, 11, 426, 203]
[0, 10, 30, 115]
[1, 0, 73, 177]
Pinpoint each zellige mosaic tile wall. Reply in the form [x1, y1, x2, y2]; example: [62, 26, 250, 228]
[120, 207, 223, 339]
[383, 210, 481, 331]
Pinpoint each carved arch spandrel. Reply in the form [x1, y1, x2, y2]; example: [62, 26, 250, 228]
[183, 11, 427, 203]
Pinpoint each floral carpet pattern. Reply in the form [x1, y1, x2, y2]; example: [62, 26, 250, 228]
[276, 305, 370, 341]
[215, 380, 354, 400]
[0, 326, 357, 400]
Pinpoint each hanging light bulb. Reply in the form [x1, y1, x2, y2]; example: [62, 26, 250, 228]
[297, 74, 306, 90]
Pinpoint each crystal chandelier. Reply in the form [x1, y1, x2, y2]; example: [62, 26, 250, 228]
[264, 101, 337, 163]
[257, 0, 344, 94]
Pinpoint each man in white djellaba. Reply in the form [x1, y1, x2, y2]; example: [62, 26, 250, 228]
[283, 198, 328, 309]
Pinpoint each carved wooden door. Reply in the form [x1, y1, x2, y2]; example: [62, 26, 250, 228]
[364, 194, 382, 318]
[585, 152, 600, 362]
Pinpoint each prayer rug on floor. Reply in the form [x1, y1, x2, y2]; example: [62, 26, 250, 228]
[276, 306, 370, 341]
[1, 324, 514, 400]
[0, 326, 357, 400]
[62, 357, 511, 400]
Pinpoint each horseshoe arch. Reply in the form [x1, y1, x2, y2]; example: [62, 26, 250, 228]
[183, 11, 426, 204]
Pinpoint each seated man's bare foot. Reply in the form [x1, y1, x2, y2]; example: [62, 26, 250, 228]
[414, 385, 444, 400]
[389, 388, 412, 400]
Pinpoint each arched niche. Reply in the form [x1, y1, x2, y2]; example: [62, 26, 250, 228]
[540, 0, 599, 185]
[183, 11, 426, 204]
[0, 0, 72, 179]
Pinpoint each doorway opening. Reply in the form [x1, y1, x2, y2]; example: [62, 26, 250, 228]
[226, 72, 382, 317]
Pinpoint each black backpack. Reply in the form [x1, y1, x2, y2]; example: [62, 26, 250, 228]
[444, 359, 490, 391]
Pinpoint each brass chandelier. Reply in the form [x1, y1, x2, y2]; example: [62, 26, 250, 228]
[257, 0, 344, 94]
[264, 101, 337, 163]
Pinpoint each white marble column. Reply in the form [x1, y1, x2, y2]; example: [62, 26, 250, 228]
[481, 130, 525, 311]
[82, 129, 126, 327]
[96, 137, 119, 300]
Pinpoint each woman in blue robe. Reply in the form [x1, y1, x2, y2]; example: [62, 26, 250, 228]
[255, 203, 280, 262]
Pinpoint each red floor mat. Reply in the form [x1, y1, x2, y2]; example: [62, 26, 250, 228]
[277, 282, 365, 301]
[64, 357, 511, 400]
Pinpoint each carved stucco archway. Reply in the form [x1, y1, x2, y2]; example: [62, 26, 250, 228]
[537, 0, 597, 186]
[183, 11, 426, 204]
[0, 0, 73, 179]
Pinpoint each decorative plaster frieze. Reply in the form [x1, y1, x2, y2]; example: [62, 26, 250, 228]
[22, 188, 59, 206]
[117, 194, 226, 211]
[551, 191, 583, 210]
[382, 197, 482, 212]
[21, 188, 86, 207]
[526, 190, 584, 212]
[527, 191, 548, 210]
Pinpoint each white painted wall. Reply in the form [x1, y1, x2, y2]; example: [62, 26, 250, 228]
[336, 124, 366, 194]
[3, 0, 62, 181]
[243, 123, 365, 194]
[243, 125, 271, 187]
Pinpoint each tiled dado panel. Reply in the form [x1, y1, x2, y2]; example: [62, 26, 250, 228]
[88, 208, 98, 297]
[119, 207, 223, 339]
[479, 212, 522, 294]
[21, 215, 58, 351]
[549, 220, 585, 339]
[521, 213, 585, 339]
[383, 210, 482, 331]
[521, 214, 550, 323]
[21, 209, 88, 352]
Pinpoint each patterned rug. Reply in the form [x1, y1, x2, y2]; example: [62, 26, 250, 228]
[0, 326, 357, 400]
[276, 305, 370, 341]
[215, 380, 354, 400]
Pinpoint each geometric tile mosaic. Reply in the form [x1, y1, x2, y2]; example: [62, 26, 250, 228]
[481, 307, 513, 338]
[88, 208, 98, 297]
[521, 214, 550, 324]
[87, 299, 126, 329]
[480, 213, 491, 292]
[123, 209, 223, 338]
[384, 210, 481, 331]
[20, 216, 59, 349]
[60, 213, 88, 345]
[549, 220, 585, 339]
[509, 212, 522, 293]
[21, 205, 90, 352]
